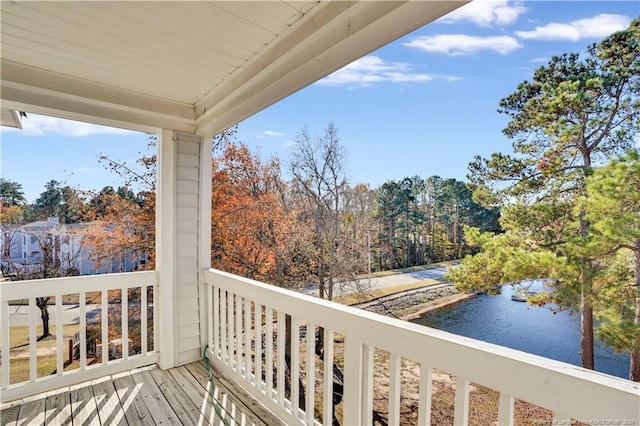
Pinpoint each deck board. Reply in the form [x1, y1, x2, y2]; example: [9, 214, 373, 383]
[0, 362, 284, 426]
[93, 378, 128, 426]
[168, 365, 219, 424]
[69, 382, 100, 426]
[131, 369, 180, 425]
[113, 373, 155, 426]
[149, 366, 209, 425]
[44, 391, 72, 425]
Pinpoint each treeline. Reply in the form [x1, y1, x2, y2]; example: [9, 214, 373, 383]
[1, 126, 498, 299]
[0, 179, 152, 225]
[210, 125, 499, 299]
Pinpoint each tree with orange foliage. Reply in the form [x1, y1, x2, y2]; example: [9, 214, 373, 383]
[211, 140, 311, 288]
[83, 187, 154, 272]
[84, 141, 156, 271]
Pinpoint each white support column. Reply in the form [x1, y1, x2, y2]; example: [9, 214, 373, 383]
[175, 131, 206, 365]
[198, 132, 213, 351]
[157, 129, 177, 369]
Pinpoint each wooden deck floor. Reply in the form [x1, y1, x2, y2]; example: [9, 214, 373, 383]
[1, 361, 283, 426]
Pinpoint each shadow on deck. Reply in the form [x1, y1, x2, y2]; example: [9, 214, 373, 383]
[0, 361, 284, 426]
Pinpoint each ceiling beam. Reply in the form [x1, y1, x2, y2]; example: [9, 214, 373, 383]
[1, 60, 196, 133]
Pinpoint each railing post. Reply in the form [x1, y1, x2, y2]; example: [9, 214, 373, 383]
[343, 321, 364, 426]
[198, 133, 213, 351]
[156, 129, 176, 369]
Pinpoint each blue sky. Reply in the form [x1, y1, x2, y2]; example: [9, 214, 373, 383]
[1, 1, 637, 202]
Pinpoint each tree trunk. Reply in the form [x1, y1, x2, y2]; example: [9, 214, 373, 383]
[328, 276, 333, 301]
[318, 255, 325, 299]
[630, 345, 640, 382]
[631, 241, 640, 382]
[36, 296, 51, 339]
[580, 294, 595, 370]
[578, 192, 595, 370]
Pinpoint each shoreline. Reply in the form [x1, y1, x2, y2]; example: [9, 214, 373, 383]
[351, 283, 478, 321]
[399, 291, 478, 321]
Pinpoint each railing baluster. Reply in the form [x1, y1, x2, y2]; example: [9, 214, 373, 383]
[418, 364, 433, 426]
[453, 377, 470, 426]
[277, 310, 286, 407]
[212, 285, 220, 357]
[141, 285, 148, 356]
[255, 303, 263, 392]
[362, 344, 374, 426]
[323, 328, 334, 426]
[265, 307, 274, 399]
[29, 298, 37, 381]
[244, 298, 251, 381]
[1, 300, 10, 388]
[389, 353, 401, 426]
[306, 322, 316, 425]
[227, 291, 233, 367]
[236, 295, 242, 374]
[122, 287, 129, 360]
[56, 294, 63, 375]
[79, 292, 87, 369]
[101, 290, 108, 365]
[498, 393, 515, 426]
[291, 317, 300, 419]
[220, 290, 227, 363]
[152, 283, 158, 353]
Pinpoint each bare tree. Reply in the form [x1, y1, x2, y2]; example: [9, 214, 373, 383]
[289, 123, 363, 301]
[2, 223, 84, 339]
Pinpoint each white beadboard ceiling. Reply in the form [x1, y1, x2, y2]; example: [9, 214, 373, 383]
[1, 1, 467, 136]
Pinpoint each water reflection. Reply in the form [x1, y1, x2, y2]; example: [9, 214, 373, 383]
[412, 284, 630, 379]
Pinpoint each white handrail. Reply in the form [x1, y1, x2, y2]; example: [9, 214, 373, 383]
[1, 271, 158, 403]
[202, 268, 640, 426]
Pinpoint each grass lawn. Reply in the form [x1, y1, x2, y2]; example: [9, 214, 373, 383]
[4, 324, 81, 384]
[336, 278, 447, 306]
[335, 260, 456, 306]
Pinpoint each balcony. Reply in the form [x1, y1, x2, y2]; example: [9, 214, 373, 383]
[1, 2, 639, 425]
[2, 270, 638, 425]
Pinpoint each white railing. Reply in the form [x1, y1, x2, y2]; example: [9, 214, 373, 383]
[1, 271, 158, 402]
[202, 268, 640, 426]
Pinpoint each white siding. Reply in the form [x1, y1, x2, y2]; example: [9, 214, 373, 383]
[174, 132, 203, 365]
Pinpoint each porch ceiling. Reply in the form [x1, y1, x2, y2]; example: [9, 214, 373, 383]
[0, 1, 467, 136]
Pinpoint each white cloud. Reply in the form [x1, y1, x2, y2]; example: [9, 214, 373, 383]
[14, 114, 134, 137]
[529, 56, 550, 63]
[257, 130, 285, 139]
[514, 14, 631, 41]
[404, 34, 523, 56]
[317, 56, 458, 87]
[439, 0, 527, 27]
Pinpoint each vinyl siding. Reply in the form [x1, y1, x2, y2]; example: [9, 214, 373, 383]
[174, 132, 202, 365]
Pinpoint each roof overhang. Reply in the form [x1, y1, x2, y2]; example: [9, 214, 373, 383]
[1, 108, 22, 129]
[1, 1, 468, 136]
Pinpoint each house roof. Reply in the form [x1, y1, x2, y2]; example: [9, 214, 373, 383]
[19, 221, 65, 233]
[0, 1, 467, 135]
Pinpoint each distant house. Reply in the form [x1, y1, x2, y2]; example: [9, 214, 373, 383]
[0, 217, 146, 278]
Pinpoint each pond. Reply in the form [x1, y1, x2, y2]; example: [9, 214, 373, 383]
[412, 284, 630, 379]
